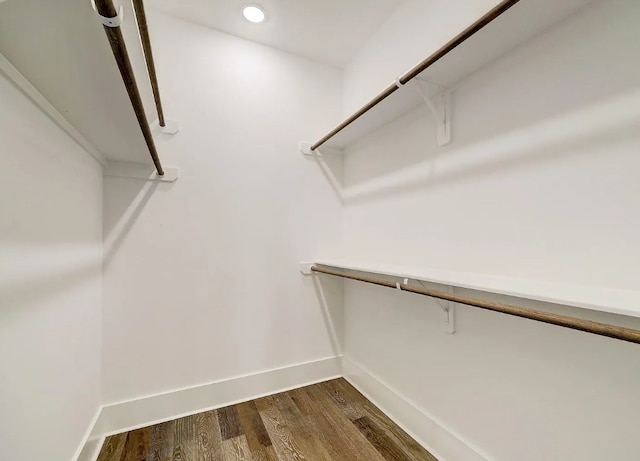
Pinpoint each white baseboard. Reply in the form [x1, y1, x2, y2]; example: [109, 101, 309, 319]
[75, 355, 487, 461]
[76, 356, 342, 461]
[343, 357, 492, 461]
[75, 435, 105, 461]
[73, 408, 103, 461]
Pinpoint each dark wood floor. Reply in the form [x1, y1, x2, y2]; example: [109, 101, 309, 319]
[97, 378, 438, 461]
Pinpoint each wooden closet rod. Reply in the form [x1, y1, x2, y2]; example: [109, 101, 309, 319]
[132, 0, 165, 127]
[310, 0, 521, 152]
[311, 266, 640, 345]
[94, 0, 165, 175]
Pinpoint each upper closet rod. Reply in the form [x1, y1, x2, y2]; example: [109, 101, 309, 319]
[312, 265, 640, 345]
[310, 0, 521, 152]
[93, 0, 165, 175]
[132, 0, 165, 127]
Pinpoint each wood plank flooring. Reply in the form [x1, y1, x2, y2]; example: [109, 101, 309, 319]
[97, 378, 438, 461]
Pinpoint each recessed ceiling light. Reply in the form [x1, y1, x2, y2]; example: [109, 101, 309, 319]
[242, 5, 265, 23]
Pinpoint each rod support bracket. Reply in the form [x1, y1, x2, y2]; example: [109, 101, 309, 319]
[299, 142, 318, 156]
[414, 79, 451, 146]
[91, 1, 124, 28]
[153, 119, 180, 135]
[300, 262, 315, 275]
[162, 119, 180, 134]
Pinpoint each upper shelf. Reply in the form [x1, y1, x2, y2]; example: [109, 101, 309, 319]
[310, 0, 596, 152]
[314, 259, 640, 320]
[0, 0, 158, 165]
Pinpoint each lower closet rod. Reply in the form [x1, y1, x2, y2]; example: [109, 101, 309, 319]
[94, 0, 164, 176]
[311, 266, 640, 345]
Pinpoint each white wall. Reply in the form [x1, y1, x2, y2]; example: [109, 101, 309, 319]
[102, 10, 344, 404]
[340, 0, 640, 459]
[342, 0, 499, 114]
[0, 73, 103, 460]
[343, 0, 640, 290]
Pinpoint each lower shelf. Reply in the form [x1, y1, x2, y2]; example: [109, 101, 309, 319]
[310, 259, 640, 319]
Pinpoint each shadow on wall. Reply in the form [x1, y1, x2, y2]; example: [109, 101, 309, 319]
[301, 148, 345, 203]
[248, 267, 345, 367]
[342, 88, 640, 204]
[305, 86, 640, 206]
[0, 177, 168, 322]
[312, 274, 345, 357]
[310, 0, 640, 201]
[104, 179, 174, 266]
[0, 251, 101, 322]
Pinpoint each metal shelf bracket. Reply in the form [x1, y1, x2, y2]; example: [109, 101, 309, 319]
[414, 279, 455, 334]
[414, 79, 451, 146]
[437, 286, 456, 334]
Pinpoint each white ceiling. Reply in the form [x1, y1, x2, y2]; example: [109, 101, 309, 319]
[146, 0, 405, 68]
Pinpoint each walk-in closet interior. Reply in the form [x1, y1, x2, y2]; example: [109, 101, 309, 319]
[1, 0, 639, 460]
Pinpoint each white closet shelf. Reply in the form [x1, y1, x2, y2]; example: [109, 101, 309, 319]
[311, 259, 640, 320]
[0, 0, 164, 168]
[307, 0, 594, 152]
